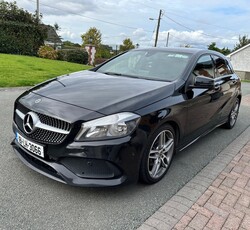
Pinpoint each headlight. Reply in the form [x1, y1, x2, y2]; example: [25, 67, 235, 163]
[75, 112, 141, 141]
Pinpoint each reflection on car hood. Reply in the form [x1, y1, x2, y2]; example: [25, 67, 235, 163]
[31, 70, 175, 114]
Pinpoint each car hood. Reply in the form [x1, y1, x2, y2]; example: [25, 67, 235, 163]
[31, 70, 175, 115]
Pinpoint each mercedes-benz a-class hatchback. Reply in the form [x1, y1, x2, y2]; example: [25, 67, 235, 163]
[12, 48, 241, 187]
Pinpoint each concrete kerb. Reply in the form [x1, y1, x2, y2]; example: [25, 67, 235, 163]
[137, 126, 250, 230]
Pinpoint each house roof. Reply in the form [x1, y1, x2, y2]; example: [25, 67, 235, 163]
[43, 25, 62, 44]
[227, 43, 250, 57]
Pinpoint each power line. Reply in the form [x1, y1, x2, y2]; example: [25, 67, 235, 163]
[132, 1, 248, 39]
[162, 15, 238, 41]
[30, 0, 242, 47]
[165, 11, 234, 31]
[28, 0, 153, 33]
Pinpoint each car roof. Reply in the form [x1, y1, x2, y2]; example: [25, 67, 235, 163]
[131, 47, 225, 57]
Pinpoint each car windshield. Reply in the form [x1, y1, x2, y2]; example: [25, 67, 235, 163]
[96, 50, 191, 81]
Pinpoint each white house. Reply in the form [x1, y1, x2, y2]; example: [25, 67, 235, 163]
[227, 43, 250, 80]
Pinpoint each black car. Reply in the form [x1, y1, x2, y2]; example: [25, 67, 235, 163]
[12, 48, 241, 187]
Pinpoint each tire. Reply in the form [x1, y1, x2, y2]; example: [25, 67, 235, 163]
[139, 124, 176, 184]
[223, 98, 240, 129]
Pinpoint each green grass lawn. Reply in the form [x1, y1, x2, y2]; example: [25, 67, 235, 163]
[0, 53, 91, 87]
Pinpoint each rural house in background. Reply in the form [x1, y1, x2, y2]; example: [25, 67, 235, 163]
[43, 25, 62, 50]
[227, 43, 250, 80]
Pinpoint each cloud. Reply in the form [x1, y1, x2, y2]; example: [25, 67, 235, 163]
[39, 0, 99, 16]
[58, 30, 77, 41]
[10, 0, 250, 49]
[133, 28, 147, 37]
[155, 29, 237, 49]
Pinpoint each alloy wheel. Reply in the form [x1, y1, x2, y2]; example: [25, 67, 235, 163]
[148, 129, 174, 179]
[230, 100, 239, 127]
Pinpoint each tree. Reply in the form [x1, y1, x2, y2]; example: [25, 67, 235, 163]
[119, 38, 135, 52]
[81, 27, 102, 47]
[0, 1, 47, 55]
[220, 47, 231, 56]
[99, 44, 113, 58]
[208, 42, 231, 56]
[208, 42, 220, 52]
[233, 35, 250, 52]
[0, 1, 39, 23]
[81, 27, 102, 57]
[54, 22, 60, 31]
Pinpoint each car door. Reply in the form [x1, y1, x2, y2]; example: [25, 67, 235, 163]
[212, 55, 239, 122]
[183, 54, 224, 143]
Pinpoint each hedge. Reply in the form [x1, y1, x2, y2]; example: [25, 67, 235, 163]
[0, 20, 46, 56]
[57, 49, 88, 64]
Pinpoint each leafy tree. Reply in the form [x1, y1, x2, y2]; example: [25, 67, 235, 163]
[220, 47, 231, 56]
[54, 22, 60, 31]
[81, 27, 102, 57]
[233, 35, 250, 52]
[208, 42, 220, 52]
[119, 38, 135, 52]
[99, 44, 113, 58]
[0, 1, 46, 55]
[81, 27, 102, 47]
[0, 1, 39, 23]
[208, 42, 231, 55]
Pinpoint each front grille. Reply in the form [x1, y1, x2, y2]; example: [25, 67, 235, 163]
[15, 105, 71, 145]
[28, 127, 68, 144]
[38, 113, 71, 132]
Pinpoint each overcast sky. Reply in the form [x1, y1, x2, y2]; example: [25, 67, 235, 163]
[13, 0, 250, 49]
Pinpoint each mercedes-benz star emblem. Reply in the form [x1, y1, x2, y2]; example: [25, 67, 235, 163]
[23, 112, 39, 134]
[35, 98, 42, 104]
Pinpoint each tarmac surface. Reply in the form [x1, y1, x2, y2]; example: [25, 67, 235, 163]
[0, 83, 250, 230]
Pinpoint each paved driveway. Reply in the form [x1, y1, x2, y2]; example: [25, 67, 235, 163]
[0, 83, 250, 230]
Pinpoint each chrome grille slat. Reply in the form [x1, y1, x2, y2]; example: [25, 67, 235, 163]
[15, 108, 71, 145]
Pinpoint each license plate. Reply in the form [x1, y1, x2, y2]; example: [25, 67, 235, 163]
[16, 132, 44, 158]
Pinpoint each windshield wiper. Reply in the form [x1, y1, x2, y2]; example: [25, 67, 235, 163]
[103, 72, 122, 76]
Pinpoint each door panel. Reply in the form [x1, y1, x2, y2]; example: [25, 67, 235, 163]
[183, 55, 223, 143]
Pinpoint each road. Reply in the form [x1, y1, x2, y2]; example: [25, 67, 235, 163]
[0, 83, 250, 230]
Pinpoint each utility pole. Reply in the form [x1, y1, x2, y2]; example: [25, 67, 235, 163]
[166, 32, 170, 47]
[154, 9, 162, 47]
[36, 0, 40, 21]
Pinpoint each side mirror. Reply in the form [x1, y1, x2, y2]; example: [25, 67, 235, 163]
[194, 76, 215, 89]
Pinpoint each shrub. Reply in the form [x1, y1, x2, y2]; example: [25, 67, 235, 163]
[57, 49, 68, 61]
[66, 49, 88, 64]
[57, 49, 88, 64]
[38, 45, 58, 60]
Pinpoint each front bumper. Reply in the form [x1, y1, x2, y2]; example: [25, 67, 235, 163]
[12, 123, 146, 187]
[12, 141, 127, 187]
